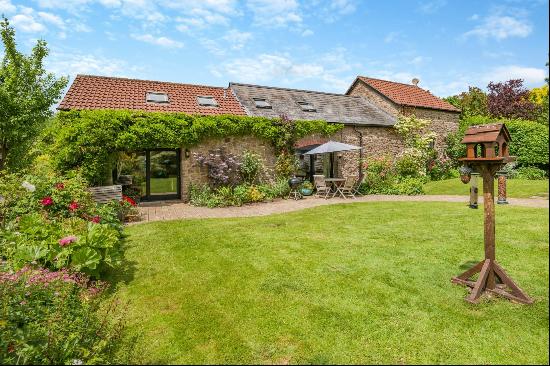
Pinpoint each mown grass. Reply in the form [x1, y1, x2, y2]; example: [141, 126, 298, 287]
[424, 178, 549, 199]
[110, 202, 549, 364]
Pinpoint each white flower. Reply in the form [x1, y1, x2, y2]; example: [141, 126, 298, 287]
[21, 181, 36, 192]
[71, 359, 83, 365]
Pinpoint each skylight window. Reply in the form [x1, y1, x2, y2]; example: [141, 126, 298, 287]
[146, 92, 169, 103]
[197, 96, 218, 107]
[298, 101, 316, 112]
[253, 98, 272, 109]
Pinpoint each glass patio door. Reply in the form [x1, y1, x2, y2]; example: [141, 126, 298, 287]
[148, 150, 180, 199]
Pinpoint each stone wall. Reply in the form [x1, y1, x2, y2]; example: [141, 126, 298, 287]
[180, 135, 276, 199]
[347, 80, 460, 157]
[327, 125, 405, 179]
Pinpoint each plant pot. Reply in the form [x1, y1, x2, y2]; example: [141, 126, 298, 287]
[300, 188, 313, 196]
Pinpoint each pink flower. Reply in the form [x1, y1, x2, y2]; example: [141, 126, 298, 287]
[41, 196, 53, 206]
[68, 201, 79, 212]
[55, 182, 65, 190]
[90, 215, 101, 223]
[58, 235, 77, 247]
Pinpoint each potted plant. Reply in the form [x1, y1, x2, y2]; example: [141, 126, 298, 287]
[300, 181, 314, 196]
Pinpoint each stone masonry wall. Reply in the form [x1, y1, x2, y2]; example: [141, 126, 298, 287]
[327, 125, 405, 179]
[347, 80, 460, 158]
[180, 135, 276, 200]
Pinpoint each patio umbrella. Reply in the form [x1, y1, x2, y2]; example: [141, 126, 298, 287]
[303, 140, 361, 155]
[303, 141, 362, 178]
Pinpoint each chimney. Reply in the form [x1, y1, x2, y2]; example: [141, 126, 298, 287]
[412, 78, 420, 86]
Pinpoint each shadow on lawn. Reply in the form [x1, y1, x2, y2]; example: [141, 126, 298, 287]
[457, 259, 480, 271]
[105, 238, 138, 291]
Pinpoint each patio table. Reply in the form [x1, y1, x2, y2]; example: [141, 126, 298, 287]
[324, 178, 346, 198]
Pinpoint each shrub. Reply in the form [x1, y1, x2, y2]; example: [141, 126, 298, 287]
[0, 266, 128, 365]
[0, 173, 124, 278]
[513, 166, 547, 180]
[240, 151, 264, 184]
[361, 156, 398, 194]
[274, 152, 299, 178]
[393, 177, 425, 195]
[427, 157, 458, 181]
[193, 148, 242, 188]
[395, 148, 426, 177]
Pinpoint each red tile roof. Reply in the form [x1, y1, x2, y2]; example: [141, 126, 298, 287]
[57, 75, 246, 115]
[351, 76, 460, 113]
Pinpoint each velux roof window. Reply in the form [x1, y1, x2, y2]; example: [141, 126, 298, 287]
[197, 96, 218, 107]
[298, 101, 316, 112]
[146, 92, 169, 103]
[253, 98, 272, 109]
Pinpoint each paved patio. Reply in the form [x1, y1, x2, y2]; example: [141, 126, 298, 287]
[135, 195, 549, 223]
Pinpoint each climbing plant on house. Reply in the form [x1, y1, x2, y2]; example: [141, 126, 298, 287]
[48, 110, 343, 185]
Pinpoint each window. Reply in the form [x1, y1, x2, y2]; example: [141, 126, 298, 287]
[253, 98, 272, 109]
[197, 96, 218, 107]
[298, 101, 316, 112]
[146, 92, 169, 103]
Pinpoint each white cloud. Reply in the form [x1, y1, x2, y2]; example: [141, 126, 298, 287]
[462, 14, 532, 40]
[409, 56, 431, 66]
[319, 0, 357, 22]
[384, 31, 400, 43]
[301, 29, 313, 37]
[222, 29, 252, 49]
[483, 65, 547, 85]
[0, 0, 16, 14]
[10, 13, 46, 33]
[212, 49, 357, 92]
[46, 52, 144, 78]
[418, 0, 447, 14]
[246, 0, 302, 27]
[37, 11, 65, 28]
[131, 33, 184, 48]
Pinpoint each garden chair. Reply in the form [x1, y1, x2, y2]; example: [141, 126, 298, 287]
[338, 176, 356, 198]
[313, 175, 331, 199]
[352, 176, 364, 197]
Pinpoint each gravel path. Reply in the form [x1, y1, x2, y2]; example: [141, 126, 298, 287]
[135, 194, 548, 224]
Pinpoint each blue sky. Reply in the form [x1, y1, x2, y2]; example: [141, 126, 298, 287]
[1, 0, 548, 97]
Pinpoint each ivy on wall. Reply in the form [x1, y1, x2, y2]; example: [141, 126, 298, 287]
[48, 110, 343, 185]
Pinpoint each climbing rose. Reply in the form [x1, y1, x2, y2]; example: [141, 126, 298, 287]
[68, 201, 79, 212]
[121, 194, 136, 206]
[58, 235, 77, 247]
[41, 197, 53, 206]
[91, 215, 101, 223]
[55, 182, 65, 190]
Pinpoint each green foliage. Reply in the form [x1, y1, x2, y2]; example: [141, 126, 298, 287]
[360, 156, 426, 195]
[444, 86, 488, 119]
[0, 266, 128, 364]
[50, 110, 342, 185]
[274, 152, 300, 178]
[446, 115, 549, 168]
[511, 166, 547, 180]
[395, 148, 426, 178]
[188, 179, 290, 208]
[240, 151, 264, 184]
[0, 18, 68, 171]
[0, 173, 124, 278]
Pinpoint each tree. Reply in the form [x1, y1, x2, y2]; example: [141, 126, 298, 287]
[0, 17, 67, 171]
[444, 86, 488, 119]
[487, 79, 540, 120]
[529, 84, 549, 125]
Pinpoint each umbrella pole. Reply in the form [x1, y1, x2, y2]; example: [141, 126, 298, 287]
[330, 152, 334, 178]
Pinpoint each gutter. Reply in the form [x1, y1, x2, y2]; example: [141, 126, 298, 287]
[353, 125, 364, 181]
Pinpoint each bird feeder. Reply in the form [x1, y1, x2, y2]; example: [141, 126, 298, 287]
[452, 124, 532, 304]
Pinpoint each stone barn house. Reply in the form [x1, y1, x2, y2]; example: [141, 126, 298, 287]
[58, 74, 459, 201]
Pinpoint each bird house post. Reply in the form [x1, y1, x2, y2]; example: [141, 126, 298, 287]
[452, 124, 532, 304]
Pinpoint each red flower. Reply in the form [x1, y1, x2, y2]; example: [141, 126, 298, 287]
[121, 194, 136, 206]
[91, 215, 101, 223]
[55, 182, 65, 190]
[41, 196, 53, 206]
[68, 201, 79, 212]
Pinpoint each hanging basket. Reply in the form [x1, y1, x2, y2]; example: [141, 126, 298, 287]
[459, 166, 473, 184]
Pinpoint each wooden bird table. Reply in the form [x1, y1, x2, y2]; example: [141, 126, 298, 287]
[452, 159, 533, 304]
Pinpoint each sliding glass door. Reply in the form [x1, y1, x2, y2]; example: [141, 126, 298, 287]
[118, 149, 180, 201]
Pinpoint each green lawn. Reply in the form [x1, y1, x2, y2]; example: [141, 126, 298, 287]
[424, 178, 549, 199]
[110, 202, 549, 364]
